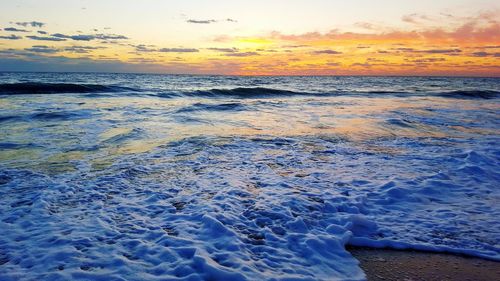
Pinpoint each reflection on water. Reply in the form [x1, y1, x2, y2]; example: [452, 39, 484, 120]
[0, 93, 498, 173]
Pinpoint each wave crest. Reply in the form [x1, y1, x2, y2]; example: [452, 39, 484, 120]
[0, 82, 136, 95]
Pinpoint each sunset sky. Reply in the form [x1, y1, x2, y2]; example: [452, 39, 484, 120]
[0, 0, 499, 76]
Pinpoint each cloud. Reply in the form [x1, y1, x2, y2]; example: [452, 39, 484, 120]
[0, 34, 23, 40]
[471, 51, 500, 57]
[390, 47, 462, 54]
[401, 13, 431, 24]
[134, 44, 156, 52]
[64, 46, 107, 53]
[51, 33, 94, 41]
[187, 19, 217, 24]
[411, 58, 446, 63]
[312, 50, 343, 55]
[282, 44, 308, 48]
[134, 45, 199, 53]
[3, 27, 30, 32]
[98, 34, 128, 40]
[158, 48, 199, 53]
[351, 62, 372, 68]
[207, 47, 239, 53]
[37, 31, 47, 35]
[326, 62, 342, 66]
[224, 51, 260, 57]
[24, 45, 59, 53]
[269, 13, 499, 45]
[27, 35, 67, 41]
[187, 18, 237, 24]
[51, 33, 128, 41]
[418, 48, 462, 54]
[14, 21, 45, 28]
[354, 22, 378, 30]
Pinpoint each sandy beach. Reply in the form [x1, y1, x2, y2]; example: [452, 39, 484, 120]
[350, 247, 500, 281]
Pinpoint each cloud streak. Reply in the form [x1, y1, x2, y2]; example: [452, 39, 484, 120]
[312, 50, 343, 55]
[224, 51, 260, 57]
[187, 19, 217, 24]
[158, 48, 199, 53]
[3, 27, 30, 32]
[0, 35, 23, 40]
[51, 33, 128, 41]
[27, 35, 67, 41]
[14, 21, 45, 28]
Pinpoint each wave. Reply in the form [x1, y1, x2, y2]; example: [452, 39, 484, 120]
[435, 90, 500, 99]
[160, 87, 500, 99]
[1, 83, 498, 99]
[0, 82, 136, 95]
[175, 102, 248, 113]
[156, 87, 316, 99]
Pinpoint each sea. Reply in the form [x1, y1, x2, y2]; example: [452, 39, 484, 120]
[0, 72, 499, 280]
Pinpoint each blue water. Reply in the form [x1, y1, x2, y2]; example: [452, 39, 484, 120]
[0, 73, 499, 280]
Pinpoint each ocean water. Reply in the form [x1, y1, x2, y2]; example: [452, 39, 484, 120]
[0, 72, 499, 281]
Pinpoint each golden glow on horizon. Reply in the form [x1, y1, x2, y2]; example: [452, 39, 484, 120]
[0, 1, 498, 76]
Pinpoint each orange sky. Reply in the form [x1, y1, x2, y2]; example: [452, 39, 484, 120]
[0, 1, 499, 76]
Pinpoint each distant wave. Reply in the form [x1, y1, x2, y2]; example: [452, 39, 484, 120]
[176, 102, 248, 113]
[159, 87, 500, 99]
[0, 82, 136, 95]
[163, 87, 313, 98]
[1, 83, 498, 99]
[435, 90, 500, 99]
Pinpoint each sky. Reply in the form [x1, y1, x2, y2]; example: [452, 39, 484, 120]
[0, 0, 499, 76]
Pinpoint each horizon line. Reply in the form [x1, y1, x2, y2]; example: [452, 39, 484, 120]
[1, 70, 499, 79]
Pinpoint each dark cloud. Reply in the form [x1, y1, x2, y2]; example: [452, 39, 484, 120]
[0, 34, 23, 40]
[326, 62, 342, 66]
[99, 34, 128, 40]
[134, 45, 198, 53]
[27, 35, 67, 41]
[3, 27, 30, 32]
[256, 48, 278, 53]
[134, 44, 156, 52]
[52, 33, 94, 41]
[207, 47, 239, 53]
[64, 46, 107, 53]
[15, 44, 106, 55]
[158, 48, 199, 53]
[412, 58, 446, 63]
[24, 45, 59, 53]
[312, 50, 343, 55]
[390, 48, 462, 54]
[419, 48, 462, 54]
[224, 51, 260, 57]
[471, 51, 500, 57]
[38, 31, 48, 35]
[14, 21, 45, 28]
[187, 19, 217, 24]
[226, 18, 237, 22]
[51, 33, 128, 41]
[391, 47, 415, 52]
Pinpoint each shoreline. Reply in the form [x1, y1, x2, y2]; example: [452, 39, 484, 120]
[349, 246, 500, 281]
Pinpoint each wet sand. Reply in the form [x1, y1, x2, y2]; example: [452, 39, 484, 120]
[349, 247, 500, 281]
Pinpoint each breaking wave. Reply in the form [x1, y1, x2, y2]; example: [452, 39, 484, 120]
[0, 82, 137, 95]
[1, 83, 499, 100]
